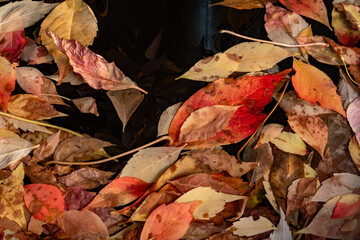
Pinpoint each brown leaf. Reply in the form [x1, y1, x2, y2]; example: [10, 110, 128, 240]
[32, 131, 60, 161]
[21, 37, 53, 65]
[53, 136, 112, 162]
[40, 77, 67, 106]
[338, 70, 360, 110]
[332, 8, 360, 46]
[211, 0, 277, 10]
[59, 167, 114, 189]
[250, 143, 274, 184]
[64, 186, 96, 211]
[7, 94, 59, 120]
[72, 97, 99, 116]
[15, 67, 43, 97]
[25, 164, 57, 185]
[316, 148, 340, 181]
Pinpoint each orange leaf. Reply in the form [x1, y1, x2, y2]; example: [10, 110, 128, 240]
[0, 56, 15, 111]
[292, 59, 346, 117]
[84, 177, 151, 209]
[140, 201, 201, 240]
[24, 183, 65, 223]
[168, 69, 291, 148]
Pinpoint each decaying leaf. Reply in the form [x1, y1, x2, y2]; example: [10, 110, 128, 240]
[0, 137, 35, 169]
[211, 0, 277, 10]
[298, 193, 360, 239]
[64, 186, 96, 211]
[312, 173, 360, 202]
[347, 96, 360, 143]
[32, 131, 60, 161]
[176, 186, 245, 220]
[177, 42, 293, 82]
[84, 177, 151, 209]
[250, 143, 274, 184]
[157, 102, 182, 137]
[7, 94, 59, 120]
[349, 136, 360, 171]
[292, 59, 346, 117]
[255, 123, 283, 148]
[0, 116, 52, 134]
[72, 97, 99, 116]
[332, 8, 360, 46]
[0, 0, 57, 33]
[40, 0, 97, 81]
[270, 131, 308, 156]
[20, 37, 53, 65]
[119, 146, 183, 183]
[169, 69, 291, 148]
[343, 3, 360, 29]
[231, 216, 276, 237]
[15, 67, 44, 97]
[288, 115, 328, 158]
[0, 55, 15, 111]
[338, 70, 360, 110]
[24, 183, 64, 223]
[279, 0, 330, 28]
[53, 136, 112, 162]
[140, 201, 201, 240]
[189, 147, 258, 178]
[62, 210, 109, 239]
[107, 89, 144, 132]
[40, 77, 67, 106]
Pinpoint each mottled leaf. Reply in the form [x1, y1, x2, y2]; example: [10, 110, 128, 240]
[343, 3, 360, 29]
[0, 55, 15, 111]
[0, 29, 26, 63]
[64, 186, 96, 211]
[231, 216, 276, 237]
[72, 97, 99, 116]
[20, 37, 53, 65]
[332, 8, 360, 46]
[338, 70, 360, 110]
[15, 67, 43, 97]
[255, 123, 283, 148]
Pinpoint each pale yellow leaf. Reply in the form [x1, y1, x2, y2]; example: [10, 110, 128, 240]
[157, 102, 182, 137]
[255, 123, 284, 148]
[40, 0, 98, 81]
[270, 131, 308, 156]
[176, 186, 245, 220]
[231, 216, 276, 237]
[349, 135, 360, 172]
[0, 137, 36, 169]
[0, 129, 19, 138]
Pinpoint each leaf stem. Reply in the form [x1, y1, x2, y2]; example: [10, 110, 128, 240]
[220, 30, 329, 48]
[340, 56, 360, 86]
[45, 135, 174, 165]
[0, 111, 82, 137]
[236, 80, 290, 160]
[41, 94, 72, 101]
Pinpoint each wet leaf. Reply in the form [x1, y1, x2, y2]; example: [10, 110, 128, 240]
[347, 96, 360, 143]
[0, 1, 57, 33]
[72, 97, 99, 116]
[0, 137, 35, 169]
[157, 102, 182, 137]
[0, 55, 15, 111]
[288, 115, 328, 158]
[270, 131, 308, 156]
[0, 29, 26, 63]
[119, 146, 183, 183]
[84, 177, 151, 209]
[176, 187, 245, 220]
[169, 69, 291, 148]
[140, 201, 201, 240]
[62, 209, 109, 240]
[107, 89, 144, 132]
[24, 183, 64, 223]
[59, 167, 114, 189]
[231, 216, 276, 237]
[46, 29, 144, 92]
[312, 173, 360, 202]
[279, 0, 330, 28]
[211, 0, 277, 10]
[292, 59, 346, 116]
[53, 136, 112, 162]
[40, 0, 97, 81]
[15, 67, 43, 97]
[349, 136, 360, 171]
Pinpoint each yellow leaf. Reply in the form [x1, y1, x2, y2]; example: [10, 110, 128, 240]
[270, 131, 308, 156]
[255, 123, 284, 148]
[0, 129, 19, 138]
[40, 0, 98, 82]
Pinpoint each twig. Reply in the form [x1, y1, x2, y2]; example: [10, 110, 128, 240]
[220, 30, 329, 48]
[236, 80, 290, 160]
[0, 111, 82, 137]
[41, 94, 72, 101]
[45, 135, 174, 165]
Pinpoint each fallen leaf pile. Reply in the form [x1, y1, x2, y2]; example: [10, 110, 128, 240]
[0, 0, 359, 239]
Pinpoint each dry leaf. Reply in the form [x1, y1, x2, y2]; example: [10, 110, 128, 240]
[177, 42, 293, 82]
[292, 59, 346, 116]
[7, 94, 59, 120]
[40, 0, 97, 81]
[1, 115, 52, 134]
[211, 0, 277, 10]
[15, 67, 44, 97]
[349, 136, 360, 171]
[0, 29, 26, 63]
[107, 89, 144, 132]
[40, 77, 67, 106]
[270, 131, 308, 156]
[338, 70, 360, 110]
[20, 37, 53, 65]
[119, 146, 183, 183]
[53, 136, 112, 162]
[72, 97, 99, 116]
[255, 123, 283, 148]
[270, 208, 292, 240]
[25, 164, 57, 185]
[32, 131, 60, 161]
[343, 3, 360, 29]
[157, 102, 182, 137]
[347, 96, 360, 143]
[332, 8, 360, 46]
[176, 187, 245, 220]
[0, 137, 35, 169]
[0, 55, 15, 111]
[64, 186, 96, 211]
[0, 0, 58, 33]
[231, 216, 276, 237]
[251, 143, 274, 184]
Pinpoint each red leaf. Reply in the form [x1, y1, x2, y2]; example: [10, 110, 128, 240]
[23, 183, 65, 223]
[0, 56, 15, 111]
[140, 201, 201, 240]
[168, 69, 291, 148]
[0, 29, 26, 63]
[84, 177, 151, 209]
[332, 194, 360, 219]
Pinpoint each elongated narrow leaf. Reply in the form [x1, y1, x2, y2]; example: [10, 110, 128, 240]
[292, 59, 346, 116]
[211, 0, 277, 10]
[119, 146, 183, 183]
[231, 216, 276, 237]
[0, 137, 35, 169]
[0, 55, 15, 111]
[0, 0, 58, 34]
[40, 0, 97, 81]
[158, 102, 182, 137]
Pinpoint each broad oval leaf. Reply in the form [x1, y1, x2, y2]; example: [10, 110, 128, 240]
[270, 131, 308, 156]
[231, 216, 276, 237]
[15, 67, 44, 97]
[347, 96, 360, 143]
[0, 55, 15, 111]
[84, 177, 151, 209]
[292, 59, 346, 116]
[332, 193, 360, 219]
[0, 137, 35, 169]
[24, 183, 65, 223]
[140, 201, 201, 240]
[119, 146, 183, 183]
[40, 0, 97, 81]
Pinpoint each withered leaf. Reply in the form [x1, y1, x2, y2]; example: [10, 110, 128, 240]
[72, 97, 99, 116]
